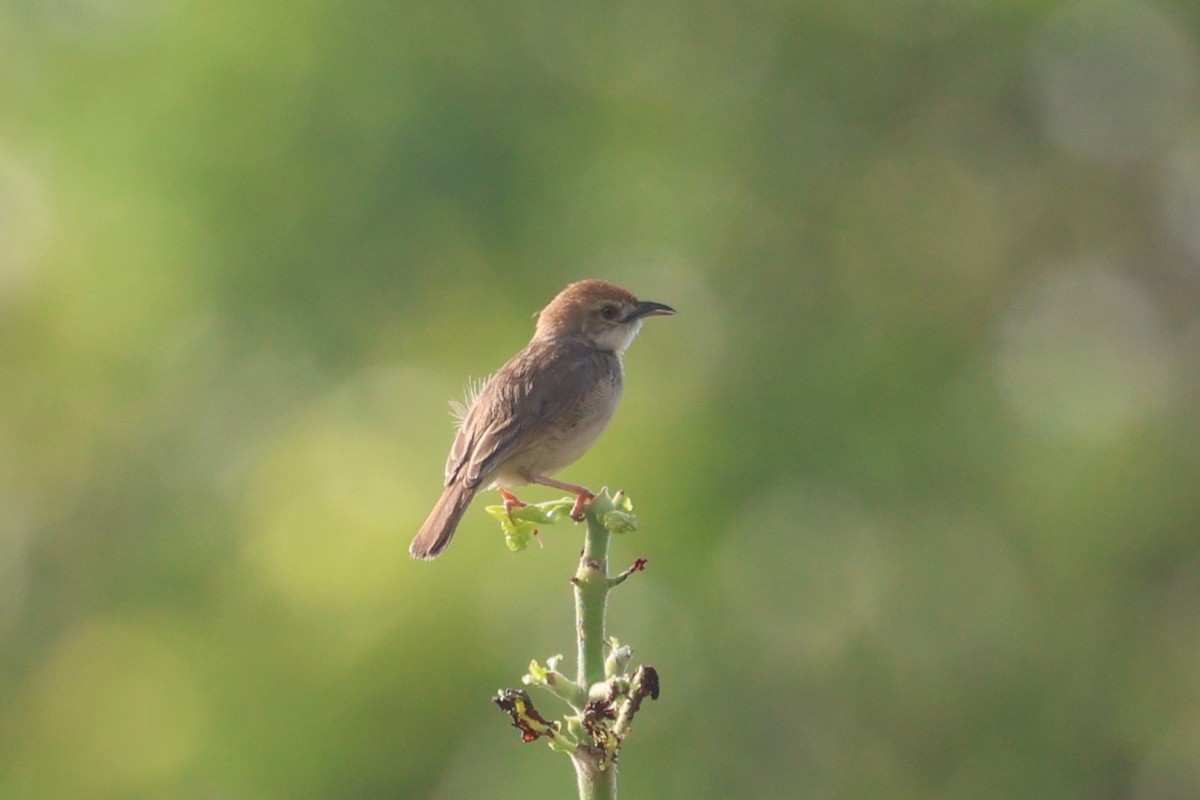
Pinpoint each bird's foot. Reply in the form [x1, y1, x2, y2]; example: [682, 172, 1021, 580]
[499, 488, 528, 516]
[569, 490, 596, 522]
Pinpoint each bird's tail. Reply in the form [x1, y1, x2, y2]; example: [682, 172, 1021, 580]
[410, 483, 477, 560]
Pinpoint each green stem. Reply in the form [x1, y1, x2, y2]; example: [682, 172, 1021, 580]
[575, 510, 611, 689]
[571, 502, 617, 800]
[573, 748, 617, 800]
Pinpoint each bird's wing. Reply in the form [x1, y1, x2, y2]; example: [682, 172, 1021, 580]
[444, 341, 616, 489]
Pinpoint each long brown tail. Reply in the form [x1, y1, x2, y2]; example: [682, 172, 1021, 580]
[410, 483, 477, 559]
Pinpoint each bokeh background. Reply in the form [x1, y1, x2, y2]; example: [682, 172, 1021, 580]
[4, 0, 1200, 797]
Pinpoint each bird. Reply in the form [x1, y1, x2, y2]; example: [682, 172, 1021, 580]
[410, 279, 675, 560]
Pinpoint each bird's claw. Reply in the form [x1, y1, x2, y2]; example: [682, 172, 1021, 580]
[500, 489, 528, 516]
[570, 491, 596, 522]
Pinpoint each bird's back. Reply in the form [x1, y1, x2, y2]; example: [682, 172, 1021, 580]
[447, 337, 622, 490]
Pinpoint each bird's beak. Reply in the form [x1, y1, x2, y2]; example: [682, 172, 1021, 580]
[626, 300, 676, 321]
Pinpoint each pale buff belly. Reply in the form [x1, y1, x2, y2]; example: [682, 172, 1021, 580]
[489, 382, 621, 488]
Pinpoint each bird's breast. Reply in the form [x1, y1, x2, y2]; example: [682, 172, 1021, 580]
[492, 363, 623, 486]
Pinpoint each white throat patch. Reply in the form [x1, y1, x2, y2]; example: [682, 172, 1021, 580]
[594, 319, 644, 355]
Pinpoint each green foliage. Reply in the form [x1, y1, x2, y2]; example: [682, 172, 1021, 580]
[599, 491, 637, 535]
[485, 498, 575, 552]
[494, 493, 655, 799]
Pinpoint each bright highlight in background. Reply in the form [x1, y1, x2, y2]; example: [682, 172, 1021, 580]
[994, 264, 1175, 441]
[1029, 0, 1198, 164]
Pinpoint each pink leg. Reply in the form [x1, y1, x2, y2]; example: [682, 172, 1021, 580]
[522, 472, 595, 522]
[499, 488, 527, 514]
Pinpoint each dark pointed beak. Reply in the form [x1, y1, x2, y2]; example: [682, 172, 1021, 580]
[627, 300, 676, 321]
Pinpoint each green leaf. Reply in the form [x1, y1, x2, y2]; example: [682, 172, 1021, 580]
[523, 655, 564, 687]
[602, 510, 637, 534]
[485, 499, 577, 552]
[605, 639, 633, 678]
[523, 659, 548, 686]
[547, 731, 577, 753]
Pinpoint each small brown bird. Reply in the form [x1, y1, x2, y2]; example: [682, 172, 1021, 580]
[410, 279, 675, 559]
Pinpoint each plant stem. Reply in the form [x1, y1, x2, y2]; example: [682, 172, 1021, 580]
[493, 490, 649, 800]
[573, 749, 617, 800]
[571, 503, 616, 799]
[575, 509, 611, 689]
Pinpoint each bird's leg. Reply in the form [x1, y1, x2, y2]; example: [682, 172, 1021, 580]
[524, 473, 595, 522]
[499, 488, 527, 515]
[567, 491, 595, 522]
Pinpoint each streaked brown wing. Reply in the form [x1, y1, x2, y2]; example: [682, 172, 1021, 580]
[444, 340, 614, 489]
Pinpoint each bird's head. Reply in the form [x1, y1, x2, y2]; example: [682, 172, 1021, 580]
[535, 279, 675, 354]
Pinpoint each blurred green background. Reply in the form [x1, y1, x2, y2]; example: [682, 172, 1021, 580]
[4, 0, 1200, 797]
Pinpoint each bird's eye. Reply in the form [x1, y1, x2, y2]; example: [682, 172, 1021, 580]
[600, 304, 620, 321]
